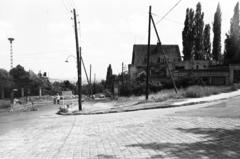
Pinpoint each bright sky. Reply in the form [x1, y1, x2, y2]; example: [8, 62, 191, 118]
[0, 0, 239, 82]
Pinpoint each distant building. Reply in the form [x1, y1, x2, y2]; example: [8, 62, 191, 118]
[129, 43, 240, 86]
[128, 44, 181, 85]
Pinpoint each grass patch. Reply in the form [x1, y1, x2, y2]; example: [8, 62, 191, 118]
[147, 84, 240, 102]
[183, 86, 228, 98]
[113, 84, 240, 106]
[0, 100, 10, 109]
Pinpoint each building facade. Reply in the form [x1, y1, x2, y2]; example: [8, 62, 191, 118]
[129, 43, 240, 86]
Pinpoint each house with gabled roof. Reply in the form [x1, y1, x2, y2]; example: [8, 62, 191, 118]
[128, 43, 181, 84]
[129, 43, 240, 85]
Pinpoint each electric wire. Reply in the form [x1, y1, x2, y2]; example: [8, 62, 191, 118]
[62, 0, 71, 13]
[152, 12, 183, 25]
[156, 0, 183, 24]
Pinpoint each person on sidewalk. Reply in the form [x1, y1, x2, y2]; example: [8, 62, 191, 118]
[56, 93, 60, 104]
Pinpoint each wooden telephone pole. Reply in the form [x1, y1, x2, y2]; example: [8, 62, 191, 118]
[89, 64, 92, 97]
[73, 9, 82, 111]
[146, 6, 151, 100]
[145, 6, 178, 100]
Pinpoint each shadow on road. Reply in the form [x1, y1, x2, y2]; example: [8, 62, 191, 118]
[127, 128, 240, 159]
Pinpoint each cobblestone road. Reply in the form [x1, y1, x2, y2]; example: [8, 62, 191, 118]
[0, 102, 240, 159]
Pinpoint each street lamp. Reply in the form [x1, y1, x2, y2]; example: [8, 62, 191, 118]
[64, 51, 82, 111]
[65, 53, 93, 100]
[65, 55, 76, 63]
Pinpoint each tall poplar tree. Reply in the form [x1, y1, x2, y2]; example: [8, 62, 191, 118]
[212, 3, 222, 62]
[193, 2, 204, 60]
[203, 24, 211, 60]
[105, 64, 113, 89]
[182, 8, 195, 60]
[224, 2, 240, 64]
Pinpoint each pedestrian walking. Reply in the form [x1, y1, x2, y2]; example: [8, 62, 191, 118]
[56, 93, 60, 104]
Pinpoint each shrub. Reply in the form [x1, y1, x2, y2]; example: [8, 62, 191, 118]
[230, 83, 240, 91]
[183, 85, 226, 98]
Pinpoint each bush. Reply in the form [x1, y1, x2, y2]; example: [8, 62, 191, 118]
[183, 85, 226, 98]
[103, 89, 112, 97]
[119, 81, 162, 97]
[230, 83, 240, 91]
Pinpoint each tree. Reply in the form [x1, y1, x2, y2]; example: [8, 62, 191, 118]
[193, 2, 204, 60]
[62, 80, 76, 92]
[224, 2, 240, 64]
[28, 70, 42, 95]
[182, 8, 195, 60]
[212, 3, 222, 62]
[0, 69, 12, 98]
[203, 24, 211, 60]
[105, 64, 113, 89]
[9, 65, 30, 89]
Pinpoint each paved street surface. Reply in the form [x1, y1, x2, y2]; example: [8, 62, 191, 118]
[0, 97, 240, 159]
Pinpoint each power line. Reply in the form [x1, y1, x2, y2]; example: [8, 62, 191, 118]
[156, 0, 183, 24]
[71, 0, 77, 9]
[152, 12, 183, 25]
[165, 18, 184, 25]
[62, 0, 71, 13]
[68, 0, 76, 9]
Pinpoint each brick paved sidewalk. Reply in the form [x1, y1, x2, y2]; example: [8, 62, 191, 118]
[1, 103, 240, 159]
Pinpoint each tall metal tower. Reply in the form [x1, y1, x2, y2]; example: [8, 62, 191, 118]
[8, 38, 14, 69]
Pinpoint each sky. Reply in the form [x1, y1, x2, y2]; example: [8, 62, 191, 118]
[0, 0, 239, 82]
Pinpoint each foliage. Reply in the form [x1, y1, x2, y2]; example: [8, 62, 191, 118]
[0, 69, 13, 98]
[105, 64, 113, 89]
[0, 69, 12, 88]
[183, 85, 228, 98]
[51, 80, 76, 95]
[182, 8, 195, 60]
[9, 65, 30, 89]
[224, 2, 240, 64]
[182, 2, 207, 61]
[212, 3, 222, 62]
[93, 81, 105, 94]
[193, 2, 205, 60]
[203, 24, 211, 60]
[0, 65, 78, 98]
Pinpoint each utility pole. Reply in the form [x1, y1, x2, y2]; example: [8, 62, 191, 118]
[146, 6, 151, 100]
[90, 64, 92, 86]
[73, 8, 82, 111]
[122, 62, 124, 85]
[89, 64, 92, 97]
[93, 73, 96, 94]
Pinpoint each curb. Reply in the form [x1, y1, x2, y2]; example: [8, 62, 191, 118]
[57, 100, 216, 116]
[57, 92, 240, 116]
